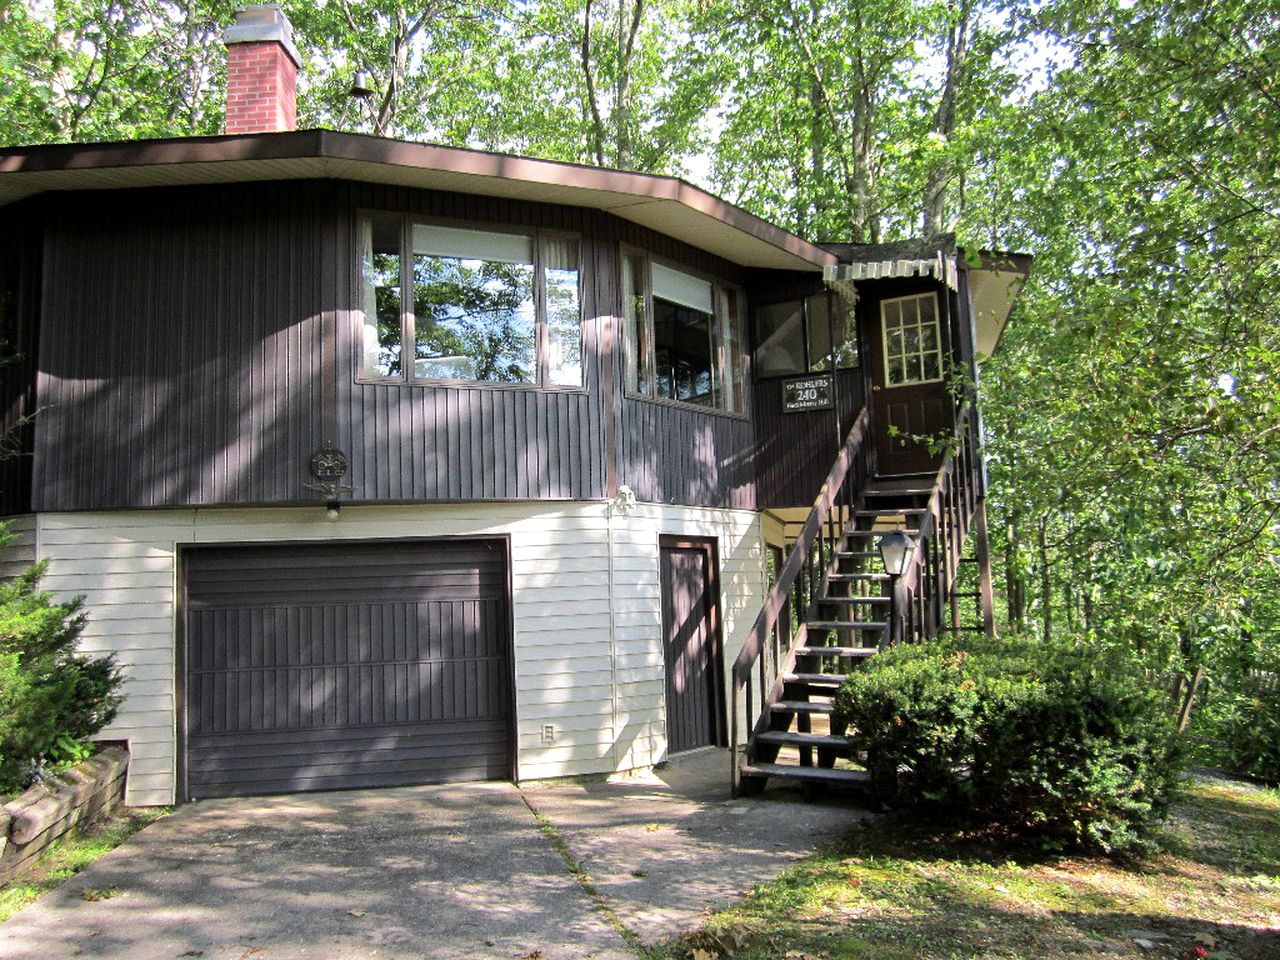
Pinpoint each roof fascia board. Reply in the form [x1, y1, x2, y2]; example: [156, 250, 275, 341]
[0, 130, 835, 270]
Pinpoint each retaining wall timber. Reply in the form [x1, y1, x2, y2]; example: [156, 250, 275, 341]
[0, 747, 129, 885]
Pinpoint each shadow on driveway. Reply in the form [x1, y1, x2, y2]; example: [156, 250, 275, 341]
[1, 750, 872, 959]
[522, 748, 874, 945]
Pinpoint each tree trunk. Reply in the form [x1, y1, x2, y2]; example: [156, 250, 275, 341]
[922, 0, 973, 237]
[613, 0, 644, 169]
[1038, 516, 1052, 643]
[1005, 517, 1025, 631]
[580, 0, 607, 166]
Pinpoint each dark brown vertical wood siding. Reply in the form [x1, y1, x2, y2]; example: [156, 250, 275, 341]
[30, 179, 780, 512]
[35, 184, 325, 510]
[183, 538, 512, 799]
[753, 369, 863, 509]
[0, 204, 42, 516]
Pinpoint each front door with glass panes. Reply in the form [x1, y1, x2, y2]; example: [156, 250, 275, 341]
[865, 285, 954, 475]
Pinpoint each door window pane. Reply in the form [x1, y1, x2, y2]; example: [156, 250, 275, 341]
[360, 215, 403, 378]
[881, 292, 943, 387]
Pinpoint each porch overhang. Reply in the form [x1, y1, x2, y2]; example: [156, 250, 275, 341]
[820, 238, 1031, 359]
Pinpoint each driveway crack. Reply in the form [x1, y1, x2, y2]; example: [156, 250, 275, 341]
[519, 788, 653, 959]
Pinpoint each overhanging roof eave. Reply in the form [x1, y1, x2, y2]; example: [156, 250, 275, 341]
[0, 129, 835, 271]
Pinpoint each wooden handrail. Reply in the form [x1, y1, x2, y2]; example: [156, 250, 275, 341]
[731, 405, 874, 793]
[733, 406, 872, 684]
[892, 403, 982, 644]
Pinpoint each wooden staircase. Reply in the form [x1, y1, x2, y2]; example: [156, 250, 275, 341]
[731, 404, 994, 797]
[739, 477, 937, 792]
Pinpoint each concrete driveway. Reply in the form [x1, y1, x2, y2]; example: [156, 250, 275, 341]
[0, 751, 870, 960]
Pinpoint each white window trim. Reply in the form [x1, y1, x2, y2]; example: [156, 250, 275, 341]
[880, 291, 945, 389]
[355, 212, 586, 391]
[621, 246, 747, 417]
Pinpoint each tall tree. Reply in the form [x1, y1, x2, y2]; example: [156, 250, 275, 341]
[975, 0, 1280, 667]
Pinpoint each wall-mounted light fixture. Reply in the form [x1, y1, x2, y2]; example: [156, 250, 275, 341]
[305, 441, 352, 520]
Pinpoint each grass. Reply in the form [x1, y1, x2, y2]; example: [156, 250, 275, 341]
[0, 805, 169, 923]
[664, 771, 1280, 960]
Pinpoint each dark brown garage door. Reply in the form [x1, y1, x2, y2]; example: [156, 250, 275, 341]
[182, 539, 512, 800]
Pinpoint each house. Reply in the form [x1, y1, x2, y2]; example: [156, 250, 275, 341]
[0, 5, 1027, 806]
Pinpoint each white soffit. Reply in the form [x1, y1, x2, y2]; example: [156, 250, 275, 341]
[968, 267, 1028, 359]
[0, 148, 831, 272]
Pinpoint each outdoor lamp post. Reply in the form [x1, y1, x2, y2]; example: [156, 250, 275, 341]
[877, 529, 913, 646]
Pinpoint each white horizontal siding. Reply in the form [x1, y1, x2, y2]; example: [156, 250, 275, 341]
[0, 514, 36, 579]
[606, 502, 765, 768]
[34, 500, 766, 804]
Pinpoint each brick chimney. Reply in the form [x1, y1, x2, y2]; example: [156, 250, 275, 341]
[223, 5, 301, 134]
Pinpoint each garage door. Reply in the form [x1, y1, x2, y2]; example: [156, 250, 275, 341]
[182, 540, 512, 800]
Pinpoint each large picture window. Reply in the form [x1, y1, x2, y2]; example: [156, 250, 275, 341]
[359, 214, 582, 387]
[622, 252, 745, 414]
[753, 291, 857, 378]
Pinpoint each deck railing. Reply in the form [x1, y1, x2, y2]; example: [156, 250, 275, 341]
[730, 405, 875, 794]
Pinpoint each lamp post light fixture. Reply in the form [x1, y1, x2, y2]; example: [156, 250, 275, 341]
[349, 69, 375, 100]
[877, 528, 914, 645]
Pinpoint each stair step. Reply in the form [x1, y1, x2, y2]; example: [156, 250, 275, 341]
[793, 646, 878, 658]
[756, 731, 849, 749]
[845, 534, 921, 548]
[819, 596, 890, 605]
[783, 672, 849, 684]
[741, 762, 871, 785]
[771, 700, 836, 714]
[856, 508, 927, 517]
[805, 620, 887, 631]
[866, 487, 933, 497]
[838, 550, 881, 559]
[828, 572, 890, 581]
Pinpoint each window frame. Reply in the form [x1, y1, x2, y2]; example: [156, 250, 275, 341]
[620, 244, 748, 418]
[354, 210, 587, 392]
[879, 291, 945, 389]
[751, 289, 859, 381]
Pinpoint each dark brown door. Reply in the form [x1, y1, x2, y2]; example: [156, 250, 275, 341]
[181, 539, 513, 800]
[660, 537, 724, 753]
[865, 284, 955, 475]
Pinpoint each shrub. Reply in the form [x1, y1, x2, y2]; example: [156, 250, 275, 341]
[834, 636, 1185, 853]
[0, 555, 123, 793]
[1192, 684, 1280, 783]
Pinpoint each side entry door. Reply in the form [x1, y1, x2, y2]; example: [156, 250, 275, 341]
[659, 537, 725, 754]
[865, 285, 955, 475]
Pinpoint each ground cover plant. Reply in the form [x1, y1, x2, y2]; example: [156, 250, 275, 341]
[672, 772, 1280, 960]
[834, 635, 1185, 853]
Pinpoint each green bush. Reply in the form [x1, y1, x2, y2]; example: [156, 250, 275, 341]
[0, 556, 123, 793]
[1192, 684, 1280, 783]
[834, 636, 1185, 853]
